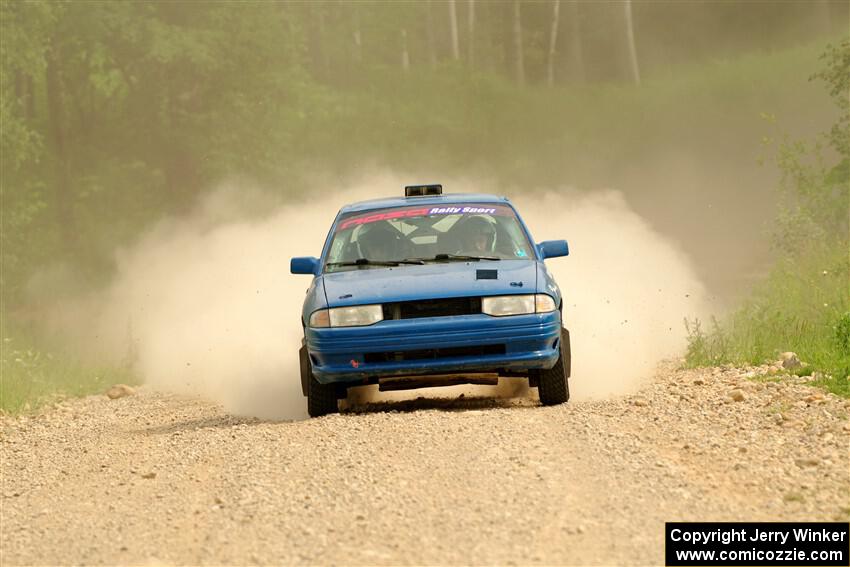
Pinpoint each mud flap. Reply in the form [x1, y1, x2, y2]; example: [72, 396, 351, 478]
[299, 342, 310, 397]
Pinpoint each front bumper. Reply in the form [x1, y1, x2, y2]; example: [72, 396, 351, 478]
[306, 311, 562, 384]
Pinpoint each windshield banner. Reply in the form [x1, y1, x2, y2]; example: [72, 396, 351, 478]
[337, 204, 512, 231]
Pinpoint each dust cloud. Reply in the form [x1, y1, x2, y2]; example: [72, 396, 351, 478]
[513, 189, 709, 399]
[55, 174, 708, 418]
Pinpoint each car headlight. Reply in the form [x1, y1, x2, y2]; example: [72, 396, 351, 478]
[309, 309, 331, 328]
[309, 305, 384, 328]
[534, 294, 557, 313]
[481, 294, 556, 316]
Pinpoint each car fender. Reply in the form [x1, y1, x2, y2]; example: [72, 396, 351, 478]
[536, 262, 562, 310]
[301, 276, 329, 327]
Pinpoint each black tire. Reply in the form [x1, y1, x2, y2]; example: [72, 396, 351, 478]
[308, 374, 339, 417]
[538, 328, 570, 406]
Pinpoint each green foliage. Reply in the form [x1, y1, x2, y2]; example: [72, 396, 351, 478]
[792, 365, 814, 378]
[0, 333, 138, 414]
[685, 245, 849, 373]
[683, 260, 850, 399]
[0, 93, 41, 170]
[683, 318, 723, 367]
[685, 39, 850, 398]
[770, 131, 849, 256]
[835, 312, 850, 354]
[0, 1, 317, 303]
[0, 1, 52, 169]
[810, 37, 850, 158]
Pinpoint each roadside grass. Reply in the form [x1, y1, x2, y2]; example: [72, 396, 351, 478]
[685, 245, 850, 398]
[0, 333, 138, 415]
[750, 373, 784, 384]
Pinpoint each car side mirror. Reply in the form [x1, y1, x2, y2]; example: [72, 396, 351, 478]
[291, 256, 319, 275]
[537, 240, 569, 259]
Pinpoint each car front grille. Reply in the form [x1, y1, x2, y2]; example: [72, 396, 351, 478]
[364, 344, 505, 363]
[382, 296, 482, 320]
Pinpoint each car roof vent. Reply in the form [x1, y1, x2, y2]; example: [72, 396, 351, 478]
[405, 184, 442, 197]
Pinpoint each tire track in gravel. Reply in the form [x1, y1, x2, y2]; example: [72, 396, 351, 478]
[2, 363, 848, 566]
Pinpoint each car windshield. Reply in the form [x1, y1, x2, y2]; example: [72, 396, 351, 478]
[325, 203, 535, 272]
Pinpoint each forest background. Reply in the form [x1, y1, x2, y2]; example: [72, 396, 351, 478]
[1, 1, 847, 411]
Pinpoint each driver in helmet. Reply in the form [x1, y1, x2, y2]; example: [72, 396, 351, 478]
[357, 221, 404, 261]
[458, 215, 497, 255]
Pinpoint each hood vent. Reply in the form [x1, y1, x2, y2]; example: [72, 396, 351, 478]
[476, 269, 498, 280]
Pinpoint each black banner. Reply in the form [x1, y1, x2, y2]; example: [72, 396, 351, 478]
[666, 522, 849, 566]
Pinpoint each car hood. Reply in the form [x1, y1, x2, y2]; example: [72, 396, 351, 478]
[321, 260, 539, 307]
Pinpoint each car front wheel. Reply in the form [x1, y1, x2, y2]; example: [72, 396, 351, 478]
[537, 328, 571, 406]
[307, 374, 340, 418]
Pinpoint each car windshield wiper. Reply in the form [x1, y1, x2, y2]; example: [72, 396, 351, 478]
[414, 253, 501, 263]
[327, 258, 425, 268]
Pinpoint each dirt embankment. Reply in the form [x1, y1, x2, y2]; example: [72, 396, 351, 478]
[2, 364, 848, 566]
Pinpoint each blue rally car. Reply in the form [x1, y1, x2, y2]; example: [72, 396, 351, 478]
[291, 185, 570, 417]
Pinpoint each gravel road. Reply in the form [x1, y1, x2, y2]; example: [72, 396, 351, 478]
[2, 362, 848, 566]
